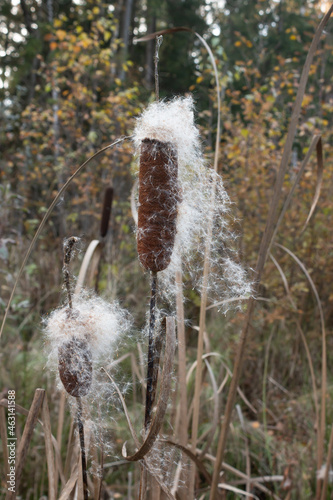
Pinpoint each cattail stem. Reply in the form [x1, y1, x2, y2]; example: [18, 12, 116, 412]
[144, 271, 158, 430]
[77, 398, 88, 500]
[154, 35, 163, 102]
[63, 236, 78, 309]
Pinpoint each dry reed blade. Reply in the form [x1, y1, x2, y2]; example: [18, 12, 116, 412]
[275, 243, 326, 495]
[270, 254, 319, 431]
[165, 440, 282, 500]
[300, 136, 324, 234]
[236, 405, 251, 496]
[1, 394, 65, 489]
[198, 359, 219, 457]
[6, 388, 45, 499]
[268, 134, 321, 256]
[217, 484, 260, 499]
[0, 136, 130, 340]
[173, 268, 189, 498]
[74, 239, 101, 295]
[320, 423, 333, 500]
[55, 390, 66, 491]
[210, 7, 333, 498]
[186, 352, 257, 414]
[103, 395, 177, 500]
[175, 268, 188, 447]
[109, 351, 145, 401]
[77, 398, 89, 500]
[51, 433, 66, 487]
[64, 417, 76, 479]
[41, 395, 56, 500]
[59, 461, 78, 500]
[0, 406, 9, 477]
[164, 439, 213, 484]
[207, 296, 270, 311]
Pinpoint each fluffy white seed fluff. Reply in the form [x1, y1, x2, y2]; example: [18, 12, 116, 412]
[133, 96, 252, 311]
[43, 292, 132, 455]
[44, 292, 131, 381]
[134, 96, 201, 171]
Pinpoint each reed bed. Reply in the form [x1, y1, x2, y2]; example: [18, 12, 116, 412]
[1, 6, 333, 499]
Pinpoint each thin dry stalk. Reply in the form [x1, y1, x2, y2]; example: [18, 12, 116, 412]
[6, 388, 45, 499]
[174, 268, 188, 500]
[300, 137, 324, 235]
[187, 31, 221, 498]
[64, 418, 76, 479]
[41, 396, 56, 500]
[0, 406, 9, 477]
[270, 254, 319, 435]
[236, 405, 251, 496]
[209, 7, 333, 498]
[59, 462, 78, 500]
[55, 390, 66, 492]
[77, 398, 88, 500]
[320, 423, 333, 500]
[165, 440, 282, 499]
[276, 243, 327, 497]
[199, 359, 219, 457]
[268, 134, 322, 256]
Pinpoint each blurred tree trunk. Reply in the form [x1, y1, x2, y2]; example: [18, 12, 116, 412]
[145, 14, 156, 90]
[119, 0, 134, 81]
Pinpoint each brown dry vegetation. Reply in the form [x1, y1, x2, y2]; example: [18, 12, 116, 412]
[1, 1, 333, 499]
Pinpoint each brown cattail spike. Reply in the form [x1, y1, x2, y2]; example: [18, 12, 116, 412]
[137, 138, 179, 273]
[58, 337, 93, 397]
[100, 186, 114, 238]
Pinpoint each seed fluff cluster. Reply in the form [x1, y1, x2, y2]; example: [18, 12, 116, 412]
[134, 96, 252, 311]
[43, 291, 132, 452]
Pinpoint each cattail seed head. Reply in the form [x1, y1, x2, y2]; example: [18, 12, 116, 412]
[58, 336, 93, 397]
[137, 138, 179, 273]
[134, 96, 252, 310]
[44, 293, 132, 398]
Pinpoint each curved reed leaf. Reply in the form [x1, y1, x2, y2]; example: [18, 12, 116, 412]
[103, 317, 175, 461]
[300, 137, 324, 234]
[275, 242, 326, 486]
[269, 253, 319, 425]
[0, 136, 130, 340]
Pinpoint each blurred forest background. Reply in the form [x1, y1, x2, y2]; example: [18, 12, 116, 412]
[1, 0, 333, 498]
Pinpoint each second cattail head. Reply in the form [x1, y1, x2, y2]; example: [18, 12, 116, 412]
[44, 293, 132, 398]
